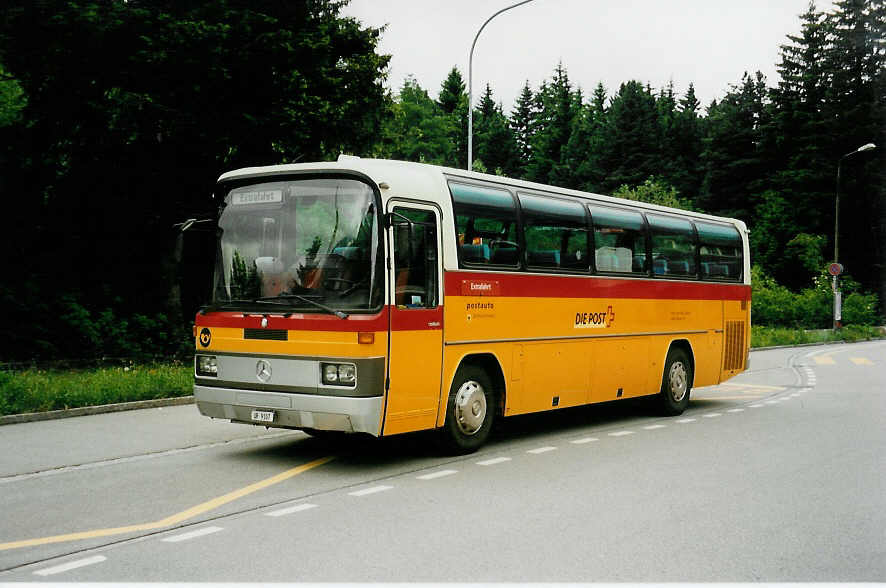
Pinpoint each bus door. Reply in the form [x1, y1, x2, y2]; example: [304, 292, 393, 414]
[383, 202, 443, 435]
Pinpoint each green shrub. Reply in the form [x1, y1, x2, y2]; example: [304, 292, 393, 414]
[751, 265, 880, 329]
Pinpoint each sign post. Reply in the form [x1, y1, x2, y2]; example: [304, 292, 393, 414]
[829, 263, 844, 329]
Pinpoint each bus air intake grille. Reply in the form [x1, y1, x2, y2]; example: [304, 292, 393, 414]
[724, 320, 744, 371]
[244, 328, 288, 341]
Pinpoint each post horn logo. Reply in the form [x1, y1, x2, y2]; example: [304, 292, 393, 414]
[199, 328, 212, 347]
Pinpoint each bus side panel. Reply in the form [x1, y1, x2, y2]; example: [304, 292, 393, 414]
[518, 340, 589, 412]
[590, 337, 650, 403]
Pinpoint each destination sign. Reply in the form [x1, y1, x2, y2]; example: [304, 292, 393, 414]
[231, 190, 283, 205]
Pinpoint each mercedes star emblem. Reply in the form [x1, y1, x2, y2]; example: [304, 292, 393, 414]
[256, 359, 272, 383]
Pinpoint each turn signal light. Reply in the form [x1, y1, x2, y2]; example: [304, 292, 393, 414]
[358, 332, 375, 344]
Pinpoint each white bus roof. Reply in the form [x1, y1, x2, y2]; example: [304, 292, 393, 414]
[217, 156, 748, 232]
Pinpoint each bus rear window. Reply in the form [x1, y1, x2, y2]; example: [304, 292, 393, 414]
[696, 221, 743, 281]
[449, 182, 520, 267]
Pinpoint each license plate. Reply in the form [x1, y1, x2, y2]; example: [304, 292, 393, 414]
[251, 410, 275, 423]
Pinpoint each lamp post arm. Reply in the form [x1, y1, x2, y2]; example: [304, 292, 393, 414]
[468, 0, 536, 171]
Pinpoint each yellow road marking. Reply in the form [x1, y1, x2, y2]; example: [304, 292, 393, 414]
[850, 357, 874, 365]
[814, 355, 836, 365]
[0, 455, 334, 551]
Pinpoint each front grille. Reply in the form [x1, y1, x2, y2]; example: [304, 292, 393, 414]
[244, 328, 288, 341]
[724, 320, 745, 371]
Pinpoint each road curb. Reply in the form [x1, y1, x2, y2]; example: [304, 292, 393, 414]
[0, 396, 195, 426]
[751, 335, 886, 352]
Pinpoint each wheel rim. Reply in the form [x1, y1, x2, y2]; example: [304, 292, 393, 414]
[454, 380, 487, 435]
[668, 361, 688, 403]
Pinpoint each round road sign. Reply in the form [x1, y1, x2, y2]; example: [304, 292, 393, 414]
[828, 263, 844, 276]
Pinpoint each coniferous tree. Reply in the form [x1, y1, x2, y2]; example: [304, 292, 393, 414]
[437, 66, 468, 168]
[510, 81, 535, 177]
[474, 84, 520, 176]
[526, 62, 579, 185]
[824, 0, 885, 303]
[698, 72, 767, 220]
[597, 80, 662, 193]
[669, 83, 704, 200]
[438, 67, 465, 114]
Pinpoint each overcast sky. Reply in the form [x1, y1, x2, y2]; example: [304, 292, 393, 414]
[342, 0, 834, 114]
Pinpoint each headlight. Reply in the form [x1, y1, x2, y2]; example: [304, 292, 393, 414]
[321, 362, 356, 387]
[338, 364, 356, 385]
[196, 355, 218, 377]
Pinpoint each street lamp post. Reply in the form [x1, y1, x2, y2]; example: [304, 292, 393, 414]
[833, 142, 876, 329]
[468, 0, 536, 171]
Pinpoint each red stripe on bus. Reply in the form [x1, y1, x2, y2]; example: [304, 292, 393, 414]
[195, 308, 389, 332]
[444, 271, 751, 301]
[391, 306, 444, 331]
[194, 307, 445, 332]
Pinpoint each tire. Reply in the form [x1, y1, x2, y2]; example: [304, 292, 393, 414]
[439, 365, 496, 454]
[658, 347, 692, 415]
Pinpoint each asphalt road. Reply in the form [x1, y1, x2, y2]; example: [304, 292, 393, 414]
[1, 341, 884, 582]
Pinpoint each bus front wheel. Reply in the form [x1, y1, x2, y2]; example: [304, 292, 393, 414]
[439, 365, 495, 454]
[658, 347, 692, 415]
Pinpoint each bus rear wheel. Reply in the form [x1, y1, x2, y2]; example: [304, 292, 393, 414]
[439, 365, 495, 454]
[658, 347, 692, 415]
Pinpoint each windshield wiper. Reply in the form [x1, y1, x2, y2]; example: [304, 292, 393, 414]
[199, 298, 293, 314]
[257, 295, 349, 319]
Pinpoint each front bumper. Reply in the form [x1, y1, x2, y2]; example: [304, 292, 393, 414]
[194, 385, 384, 435]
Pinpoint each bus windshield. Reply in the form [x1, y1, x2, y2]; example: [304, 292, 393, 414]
[212, 177, 383, 313]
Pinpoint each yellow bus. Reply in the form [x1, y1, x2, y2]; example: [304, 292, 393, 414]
[193, 156, 750, 452]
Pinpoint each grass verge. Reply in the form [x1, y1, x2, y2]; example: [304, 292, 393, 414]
[0, 362, 192, 417]
[750, 324, 885, 348]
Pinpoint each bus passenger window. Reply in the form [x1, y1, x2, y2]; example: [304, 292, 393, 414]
[449, 182, 520, 269]
[519, 193, 589, 272]
[647, 214, 697, 278]
[589, 206, 647, 275]
[696, 221, 743, 282]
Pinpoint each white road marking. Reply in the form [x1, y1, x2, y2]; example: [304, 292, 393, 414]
[702, 413, 722, 418]
[676, 418, 696, 423]
[161, 526, 224, 543]
[749, 403, 764, 408]
[348, 485, 393, 497]
[265, 503, 318, 517]
[643, 424, 667, 430]
[417, 470, 458, 480]
[727, 408, 744, 413]
[33, 556, 107, 577]
[765, 400, 779, 405]
[476, 457, 512, 466]
[570, 437, 599, 444]
[608, 430, 634, 437]
[527, 446, 558, 454]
